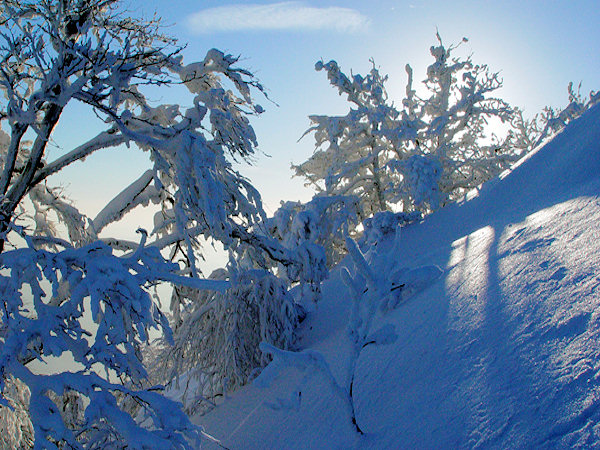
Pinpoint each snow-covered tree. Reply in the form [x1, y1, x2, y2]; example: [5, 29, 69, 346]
[293, 60, 404, 220]
[0, 0, 287, 447]
[153, 197, 336, 413]
[416, 33, 514, 205]
[295, 34, 520, 221]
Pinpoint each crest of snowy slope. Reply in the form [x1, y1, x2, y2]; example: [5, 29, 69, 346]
[195, 103, 600, 448]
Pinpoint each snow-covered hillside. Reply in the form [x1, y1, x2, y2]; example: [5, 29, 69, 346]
[197, 103, 600, 448]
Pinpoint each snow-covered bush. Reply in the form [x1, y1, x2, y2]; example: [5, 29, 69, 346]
[153, 195, 344, 414]
[258, 230, 442, 436]
[361, 210, 421, 245]
[152, 199, 334, 416]
[267, 195, 360, 266]
[156, 262, 301, 415]
[510, 82, 600, 152]
[155, 195, 362, 415]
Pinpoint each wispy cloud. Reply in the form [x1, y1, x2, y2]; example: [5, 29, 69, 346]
[186, 2, 370, 34]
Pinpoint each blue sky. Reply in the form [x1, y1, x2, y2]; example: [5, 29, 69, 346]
[134, 0, 599, 210]
[53, 0, 600, 231]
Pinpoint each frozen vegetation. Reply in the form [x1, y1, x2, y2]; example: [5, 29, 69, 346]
[196, 100, 600, 449]
[0, 1, 598, 448]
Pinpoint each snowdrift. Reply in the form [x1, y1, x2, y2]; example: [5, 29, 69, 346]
[198, 103, 600, 448]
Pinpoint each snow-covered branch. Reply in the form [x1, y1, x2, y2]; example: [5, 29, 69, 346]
[0, 1, 279, 446]
[32, 130, 128, 185]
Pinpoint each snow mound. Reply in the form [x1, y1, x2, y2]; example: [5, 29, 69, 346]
[197, 103, 600, 448]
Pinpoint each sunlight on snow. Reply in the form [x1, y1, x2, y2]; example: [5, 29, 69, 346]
[446, 226, 495, 333]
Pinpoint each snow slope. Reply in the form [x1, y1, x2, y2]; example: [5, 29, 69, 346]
[197, 103, 600, 448]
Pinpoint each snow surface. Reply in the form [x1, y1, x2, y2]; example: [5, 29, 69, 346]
[196, 103, 600, 448]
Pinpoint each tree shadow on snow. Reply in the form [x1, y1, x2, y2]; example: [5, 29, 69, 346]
[356, 104, 600, 447]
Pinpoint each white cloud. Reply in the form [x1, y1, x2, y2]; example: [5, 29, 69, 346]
[186, 2, 370, 34]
